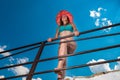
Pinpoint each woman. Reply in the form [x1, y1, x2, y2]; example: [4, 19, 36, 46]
[48, 10, 79, 80]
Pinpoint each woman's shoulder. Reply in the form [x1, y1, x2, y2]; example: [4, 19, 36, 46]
[56, 25, 61, 29]
[70, 23, 75, 26]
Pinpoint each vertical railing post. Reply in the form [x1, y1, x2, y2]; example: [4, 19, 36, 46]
[26, 41, 47, 80]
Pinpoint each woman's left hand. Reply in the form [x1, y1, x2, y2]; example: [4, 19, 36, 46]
[74, 31, 80, 36]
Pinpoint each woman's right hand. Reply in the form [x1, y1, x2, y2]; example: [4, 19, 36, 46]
[47, 38, 53, 42]
[74, 31, 80, 36]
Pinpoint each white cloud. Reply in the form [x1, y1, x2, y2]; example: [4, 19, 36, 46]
[0, 45, 14, 63]
[90, 7, 106, 18]
[22, 77, 42, 80]
[9, 57, 15, 63]
[101, 18, 112, 26]
[0, 75, 5, 79]
[4, 51, 43, 80]
[9, 66, 29, 75]
[74, 70, 120, 80]
[22, 77, 26, 80]
[90, 11, 100, 18]
[95, 18, 112, 32]
[98, 7, 107, 12]
[64, 76, 73, 80]
[98, 7, 103, 11]
[16, 57, 29, 64]
[102, 18, 107, 21]
[67, 56, 120, 80]
[87, 59, 111, 74]
[9, 57, 29, 75]
[89, 7, 112, 32]
[32, 78, 42, 80]
[95, 19, 100, 26]
[0, 45, 41, 80]
[8, 57, 43, 80]
[0, 45, 10, 56]
[114, 57, 120, 70]
[9, 57, 30, 75]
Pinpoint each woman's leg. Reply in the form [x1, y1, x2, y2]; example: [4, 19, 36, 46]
[58, 42, 67, 69]
[62, 59, 66, 79]
[56, 42, 67, 79]
[67, 41, 76, 54]
[57, 59, 66, 80]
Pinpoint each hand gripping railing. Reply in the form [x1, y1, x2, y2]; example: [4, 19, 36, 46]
[0, 23, 120, 80]
[0, 23, 120, 61]
[0, 23, 120, 54]
[0, 32, 120, 61]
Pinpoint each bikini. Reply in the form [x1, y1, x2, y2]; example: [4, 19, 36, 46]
[58, 24, 73, 33]
[58, 24, 75, 54]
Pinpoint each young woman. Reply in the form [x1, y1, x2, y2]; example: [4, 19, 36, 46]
[48, 10, 79, 80]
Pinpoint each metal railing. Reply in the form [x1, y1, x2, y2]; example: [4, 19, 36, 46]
[0, 23, 120, 80]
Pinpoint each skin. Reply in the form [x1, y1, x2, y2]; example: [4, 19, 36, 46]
[48, 15, 79, 80]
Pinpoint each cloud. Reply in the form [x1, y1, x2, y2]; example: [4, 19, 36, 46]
[95, 18, 112, 32]
[98, 7, 103, 11]
[8, 57, 43, 80]
[90, 10, 100, 18]
[32, 78, 42, 80]
[89, 7, 112, 32]
[9, 58, 29, 75]
[9, 66, 29, 75]
[87, 59, 111, 74]
[95, 18, 112, 27]
[0, 45, 11, 56]
[0, 75, 5, 79]
[22, 77, 42, 80]
[67, 56, 120, 80]
[90, 7, 106, 18]
[74, 70, 120, 80]
[9, 57, 15, 63]
[64, 76, 73, 80]
[16, 57, 29, 64]
[114, 57, 120, 70]
[0, 44, 42, 80]
[73, 58, 120, 79]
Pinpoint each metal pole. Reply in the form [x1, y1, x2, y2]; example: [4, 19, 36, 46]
[26, 41, 46, 80]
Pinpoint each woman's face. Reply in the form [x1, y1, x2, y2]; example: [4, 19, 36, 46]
[61, 15, 68, 22]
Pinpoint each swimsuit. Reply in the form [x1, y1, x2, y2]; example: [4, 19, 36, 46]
[58, 24, 73, 33]
[58, 24, 76, 54]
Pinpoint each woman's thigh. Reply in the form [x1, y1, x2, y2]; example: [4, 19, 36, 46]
[67, 41, 76, 54]
[58, 42, 67, 56]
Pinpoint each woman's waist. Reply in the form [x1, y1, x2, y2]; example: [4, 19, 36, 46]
[59, 31, 74, 41]
[59, 31, 73, 37]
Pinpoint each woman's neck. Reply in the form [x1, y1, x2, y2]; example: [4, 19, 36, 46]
[63, 21, 68, 26]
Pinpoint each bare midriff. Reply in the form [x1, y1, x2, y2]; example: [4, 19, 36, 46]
[60, 31, 76, 45]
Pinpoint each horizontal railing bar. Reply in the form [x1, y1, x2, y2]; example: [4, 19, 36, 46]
[0, 46, 40, 60]
[46, 32, 120, 46]
[52, 23, 120, 41]
[0, 44, 120, 70]
[0, 23, 120, 54]
[1, 58, 120, 80]
[1, 32, 119, 61]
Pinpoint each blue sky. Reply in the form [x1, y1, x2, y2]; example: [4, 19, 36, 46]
[0, 0, 120, 80]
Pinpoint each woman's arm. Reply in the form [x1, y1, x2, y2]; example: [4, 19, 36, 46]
[71, 23, 78, 31]
[71, 23, 80, 36]
[55, 28, 59, 38]
[47, 27, 59, 42]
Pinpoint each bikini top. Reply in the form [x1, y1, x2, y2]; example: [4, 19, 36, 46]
[58, 24, 73, 33]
